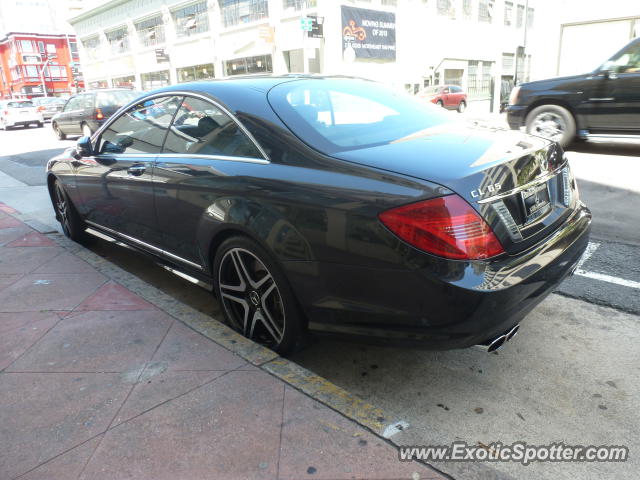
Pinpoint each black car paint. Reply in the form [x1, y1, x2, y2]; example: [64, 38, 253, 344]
[507, 37, 640, 136]
[47, 77, 591, 349]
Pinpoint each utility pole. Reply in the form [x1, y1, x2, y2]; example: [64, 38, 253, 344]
[40, 57, 52, 98]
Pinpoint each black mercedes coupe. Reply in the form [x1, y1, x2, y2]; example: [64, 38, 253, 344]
[46, 76, 591, 354]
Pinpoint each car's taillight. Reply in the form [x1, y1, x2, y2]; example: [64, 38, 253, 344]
[378, 195, 504, 260]
[37, 105, 46, 112]
[3, 110, 8, 115]
[95, 108, 104, 120]
[508, 86, 520, 105]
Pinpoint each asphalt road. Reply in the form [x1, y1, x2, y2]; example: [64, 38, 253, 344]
[0, 123, 638, 480]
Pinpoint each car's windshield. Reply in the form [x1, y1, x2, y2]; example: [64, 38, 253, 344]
[269, 79, 453, 154]
[7, 101, 34, 108]
[96, 90, 139, 108]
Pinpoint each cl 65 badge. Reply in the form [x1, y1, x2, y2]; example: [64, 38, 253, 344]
[471, 183, 502, 199]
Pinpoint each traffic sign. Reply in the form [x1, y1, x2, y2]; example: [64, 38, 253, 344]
[300, 17, 313, 31]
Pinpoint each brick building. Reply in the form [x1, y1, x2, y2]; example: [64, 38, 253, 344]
[0, 32, 82, 99]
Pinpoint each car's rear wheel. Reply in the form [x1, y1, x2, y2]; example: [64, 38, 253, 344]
[36, 121, 44, 128]
[525, 104, 576, 147]
[213, 236, 302, 355]
[52, 179, 90, 243]
[457, 101, 466, 113]
[81, 123, 92, 138]
[53, 123, 66, 140]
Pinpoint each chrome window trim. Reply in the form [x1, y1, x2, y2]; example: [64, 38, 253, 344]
[85, 220, 204, 270]
[157, 153, 269, 165]
[91, 90, 270, 164]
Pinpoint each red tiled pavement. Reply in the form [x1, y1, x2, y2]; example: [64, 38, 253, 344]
[0, 213, 442, 480]
[5, 231, 57, 247]
[0, 215, 23, 228]
[76, 281, 156, 311]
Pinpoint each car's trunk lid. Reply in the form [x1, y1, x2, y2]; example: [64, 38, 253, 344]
[331, 122, 578, 255]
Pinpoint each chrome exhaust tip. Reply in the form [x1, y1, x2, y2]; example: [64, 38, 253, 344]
[479, 324, 520, 353]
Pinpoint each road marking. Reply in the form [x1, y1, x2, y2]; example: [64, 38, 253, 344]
[573, 241, 640, 290]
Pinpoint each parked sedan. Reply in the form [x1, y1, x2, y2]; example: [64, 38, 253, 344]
[51, 88, 140, 140]
[32, 96, 67, 121]
[0, 100, 44, 130]
[46, 77, 591, 354]
[418, 85, 467, 112]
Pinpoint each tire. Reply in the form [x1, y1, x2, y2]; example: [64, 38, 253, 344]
[213, 235, 302, 355]
[457, 101, 467, 113]
[0, 119, 5, 131]
[53, 123, 66, 140]
[525, 104, 576, 148]
[81, 123, 92, 138]
[436, 100, 444, 108]
[36, 121, 44, 128]
[52, 179, 91, 243]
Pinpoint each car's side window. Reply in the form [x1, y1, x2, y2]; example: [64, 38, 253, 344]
[163, 96, 263, 159]
[64, 96, 80, 111]
[98, 96, 182, 155]
[82, 94, 95, 110]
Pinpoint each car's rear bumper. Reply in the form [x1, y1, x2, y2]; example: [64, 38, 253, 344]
[285, 202, 591, 350]
[506, 105, 527, 130]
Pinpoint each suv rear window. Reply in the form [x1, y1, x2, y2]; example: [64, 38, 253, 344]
[96, 90, 138, 108]
[7, 101, 34, 108]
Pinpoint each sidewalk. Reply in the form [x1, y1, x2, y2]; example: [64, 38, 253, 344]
[0, 203, 446, 480]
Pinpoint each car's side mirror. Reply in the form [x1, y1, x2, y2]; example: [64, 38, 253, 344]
[75, 136, 93, 157]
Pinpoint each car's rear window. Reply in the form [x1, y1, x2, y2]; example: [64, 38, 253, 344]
[268, 79, 453, 154]
[96, 90, 138, 108]
[7, 101, 34, 108]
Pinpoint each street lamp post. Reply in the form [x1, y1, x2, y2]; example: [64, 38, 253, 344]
[40, 57, 52, 98]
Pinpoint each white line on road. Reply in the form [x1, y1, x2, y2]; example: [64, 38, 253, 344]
[574, 241, 640, 290]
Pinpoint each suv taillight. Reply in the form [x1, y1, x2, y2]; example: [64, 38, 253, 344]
[95, 108, 104, 120]
[379, 195, 504, 260]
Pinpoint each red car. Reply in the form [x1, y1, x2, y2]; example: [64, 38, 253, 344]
[419, 85, 467, 112]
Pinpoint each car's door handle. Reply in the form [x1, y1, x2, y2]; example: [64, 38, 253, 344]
[127, 164, 146, 176]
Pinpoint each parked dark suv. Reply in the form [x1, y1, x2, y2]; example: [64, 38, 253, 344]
[52, 89, 140, 140]
[507, 37, 640, 147]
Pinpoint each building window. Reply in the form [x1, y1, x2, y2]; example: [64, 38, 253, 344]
[504, 1, 512, 26]
[82, 36, 101, 61]
[69, 40, 79, 60]
[141, 70, 170, 90]
[177, 63, 215, 83]
[112, 75, 136, 88]
[19, 40, 34, 52]
[24, 65, 39, 80]
[136, 16, 166, 47]
[502, 52, 514, 74]
[526, 7, 534, 28]
[516, 4, 524, 28]
[478, 0, 494, 23]
[172, 1, 210, 37]
[225, 54, 272, 76]
[437, 0, 455, 18]
[283, 0, 317, 10]
[220, 0, 269, 28]
[37, 41, 45, 55]
[463, 0, 473, 19]
[106, 27, 130, 54]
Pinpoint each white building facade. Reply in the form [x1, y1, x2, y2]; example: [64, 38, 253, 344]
[69, 0, 539, 111]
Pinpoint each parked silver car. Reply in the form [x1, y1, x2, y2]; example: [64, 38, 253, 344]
[32, 97, 67, 121]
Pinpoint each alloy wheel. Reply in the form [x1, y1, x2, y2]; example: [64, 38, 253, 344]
[54, 183, 71, 236]
[531, 112, 566, 142]
[218, 247, 285, 347]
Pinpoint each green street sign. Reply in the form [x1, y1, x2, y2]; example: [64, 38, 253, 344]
[300, 17, 313, 31]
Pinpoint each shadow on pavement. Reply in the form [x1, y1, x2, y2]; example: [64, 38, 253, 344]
[568, 139, 640, 157]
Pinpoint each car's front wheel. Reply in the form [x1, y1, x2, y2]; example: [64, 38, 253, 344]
[457, 101, 466, 113]
[213, 236, 302, 354]
[52, 179, 90, 243]
[525, 104, 576, 147]
[436, 100, 444, 108]
[53, 123, 66, 140]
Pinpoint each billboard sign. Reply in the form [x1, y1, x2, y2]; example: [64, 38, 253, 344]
[341, 5, 396, 61]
